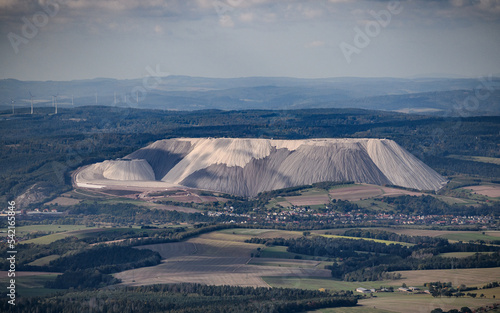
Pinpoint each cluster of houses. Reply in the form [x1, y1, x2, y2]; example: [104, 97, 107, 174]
[0, 208, 62, 217]
[206, 206, 496, 227]
[356, 286, 429, 294]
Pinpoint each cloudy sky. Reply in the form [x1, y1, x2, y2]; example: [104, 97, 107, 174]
[1, 0, 499, 81]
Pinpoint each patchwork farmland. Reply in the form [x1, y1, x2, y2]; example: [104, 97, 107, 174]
[115, 230, 330, 287]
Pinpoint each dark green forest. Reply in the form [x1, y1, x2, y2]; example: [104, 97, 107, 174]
[247, 235, 500, 281]
[1, 106, 499, 203]
[0, 283, 358, 313]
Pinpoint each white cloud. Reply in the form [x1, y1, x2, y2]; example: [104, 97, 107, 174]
[154, 24, 163, 34]
[302, 7, 323, 19]
[305, 40, 326, 48]
[450, 0, 466, 7]
[239, 12, 254, 22]
[219, 15, 234, 27]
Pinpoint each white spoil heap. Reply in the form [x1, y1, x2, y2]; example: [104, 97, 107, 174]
[76, 138, 447, 196]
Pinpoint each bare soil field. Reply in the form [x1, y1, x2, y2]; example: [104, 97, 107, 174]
[394, 267, 500, 287]
[249, 258, 322, 268]
[218, 228, 304, 240]
[286, 194, 330, 206]
[161, 194, 203, 203]
[328, 184, 422, 201]
[360, 294, 498, 313]
[115, 231, 330, 287]
[151, 204, 200, 213]
[329, 185, 384, 201]
[465, 185, 500, 198]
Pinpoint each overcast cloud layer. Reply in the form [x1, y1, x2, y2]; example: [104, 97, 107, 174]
[0, 0, 499, 80]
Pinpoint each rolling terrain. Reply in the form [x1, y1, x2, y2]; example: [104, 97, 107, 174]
[2, 76, 499, 115]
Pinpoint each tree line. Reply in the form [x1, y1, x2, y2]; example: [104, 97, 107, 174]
[247, 235, 500, 281]
[0, 283, 358, 313]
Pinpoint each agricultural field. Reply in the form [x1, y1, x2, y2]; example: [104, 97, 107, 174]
[359, 295, 497, 313]
[0, 224, 98, 244]
[268, 267, 500, 313]
[263, 276, 394, 291]
[464, 184, 500, 198]
[347, 228, 500, 241]
[328, 184, 422, 201]
[437, 231, 500, 242]
[438, 252, 494, 258]
[286, 188, 331, 206]
[0, 272, 62, 297]
[319, 234, 414, 247]
[308, 307, 393, 313]
[265, 267, 500, 292]
[394, 267, 500, 288]
[286, 193, 331, 206]
[114, 230, 331, 287]
[447, 155, 500, 166]
[27, 254, 61, 266]
[218, 228, 304, 239]
[258, 245, 331, 261]
[44, 195, 81, 206]
[248, 258, 328, 269]
[1, 224, 92, 235]
[21, 227, 103, 244]
[64, 188, 202, 213]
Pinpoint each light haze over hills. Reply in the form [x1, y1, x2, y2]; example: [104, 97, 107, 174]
[2, 76, 499, 116]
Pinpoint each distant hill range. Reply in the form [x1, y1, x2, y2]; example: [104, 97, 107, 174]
[75, 138, 447, 197]
[1, 76, 499, 116]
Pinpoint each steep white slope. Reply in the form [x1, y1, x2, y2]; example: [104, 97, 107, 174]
[77, 159, 155, 182]
[363, 139, 446, 191]
[76, 138, 447, 196]
[161, 138, 305, 184]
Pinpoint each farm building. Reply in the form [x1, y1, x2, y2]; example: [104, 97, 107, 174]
[356, 287, 375, 293]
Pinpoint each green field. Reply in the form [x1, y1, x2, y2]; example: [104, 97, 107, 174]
[359, 294, 499, 313]
[438, 232, 500, 242]
[22, 227, 102, 244]
[319, 234, 414, 247]
[438, 252, 494, 258]
[447, 155, 500, 166]
[1, 224, 94, 235]
[354, 199, 394, 212]
[263, 276, 394, 291]
[309, 306, 393, 313]
[261, 275, 500, 313]
[28, 254, 61, 266]
[0, 274, 63, 297]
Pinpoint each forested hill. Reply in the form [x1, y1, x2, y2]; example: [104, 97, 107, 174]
[0, 106, 499, 202]
[1, 76, 499, 115]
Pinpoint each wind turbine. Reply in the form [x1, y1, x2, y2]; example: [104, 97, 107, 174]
[52, 94, 58, 114]
[95, 93, 98, 105]
[72, 95, 74, 106]
[29, 92, 34, 114]
[10, 99, 15, 114]
[114, 91, 116, 105]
